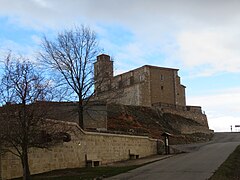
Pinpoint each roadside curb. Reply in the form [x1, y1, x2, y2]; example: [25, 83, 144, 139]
[106, 154, 174, 167]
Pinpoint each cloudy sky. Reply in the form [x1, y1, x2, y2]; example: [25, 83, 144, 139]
[0, 0, 240, 132]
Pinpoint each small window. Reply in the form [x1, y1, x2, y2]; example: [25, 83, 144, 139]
[130, 76, 134, 85]
[160, 74, 164, 81]
[140, 75, 145, 81]
[161, 86, 164, 90]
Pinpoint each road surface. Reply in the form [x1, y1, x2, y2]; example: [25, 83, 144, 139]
[108, 132, 240, 180]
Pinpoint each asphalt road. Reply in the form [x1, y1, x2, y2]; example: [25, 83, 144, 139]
[108, 132, 240, 180]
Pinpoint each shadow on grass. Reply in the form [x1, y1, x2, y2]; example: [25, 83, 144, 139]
[13, 165, 141, 180]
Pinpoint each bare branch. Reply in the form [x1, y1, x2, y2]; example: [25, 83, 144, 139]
[0, 53, 70, 179]
[39, 25, 100, 128]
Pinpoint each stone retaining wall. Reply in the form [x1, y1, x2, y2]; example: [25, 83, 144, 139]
[162, 108, 209, 127]
[0, 153, 2, 180]
[0, 122, 157, 180]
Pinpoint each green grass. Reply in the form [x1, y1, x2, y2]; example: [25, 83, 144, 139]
[209, 145, 240, 180]
[14, 165, 140, 180]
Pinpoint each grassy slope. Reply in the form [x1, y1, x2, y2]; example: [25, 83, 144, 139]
[209, 145, 240, 180]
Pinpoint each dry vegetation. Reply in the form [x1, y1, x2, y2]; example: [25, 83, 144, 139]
[107, 104, 212, 144]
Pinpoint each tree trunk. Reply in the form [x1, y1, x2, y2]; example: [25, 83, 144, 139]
[78, 100, 84, 129]
[21, 104, 31, 180]
[21, 147, 30, 180]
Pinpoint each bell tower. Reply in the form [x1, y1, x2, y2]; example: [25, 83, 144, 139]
[94, 54, 113, 93]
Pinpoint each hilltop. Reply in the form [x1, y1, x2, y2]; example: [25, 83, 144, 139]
[106, 104, 213, 144]
[21, 101, 213, 144]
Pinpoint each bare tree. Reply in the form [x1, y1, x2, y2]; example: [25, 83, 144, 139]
[40, 25, 101, 128]
[0, 53, 69, 180]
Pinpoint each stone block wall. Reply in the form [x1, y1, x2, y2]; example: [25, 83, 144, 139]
[34, 101, 108, 130]
[162, 108, 209, 127]
[85, 132, 157, 164]
[114, 84, 141, 106]
[150, 67, 176, 106]
[83, 104, 107, 130]
[181, 125, 212, 134]
[0, 122, 157, 180]
[0, 157, 1, 180]
[1, 142, 87, 179]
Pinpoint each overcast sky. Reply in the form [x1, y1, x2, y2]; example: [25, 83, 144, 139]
[0, 0, 240, 132]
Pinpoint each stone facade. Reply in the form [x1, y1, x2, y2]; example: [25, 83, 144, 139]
[34, 101, 108, 130]
[93, 54, 210, 130]
[94, 54, 186, 107]
[160, 106, 208, 127]
[0, 122, 158, 180]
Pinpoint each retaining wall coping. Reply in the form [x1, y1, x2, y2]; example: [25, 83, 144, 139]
[84, 131, 158, 140]
[46, 119, 158, 141]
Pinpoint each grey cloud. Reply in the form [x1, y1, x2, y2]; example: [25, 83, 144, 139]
[1, 0, 240, 29]
[1, 0, 240, 74]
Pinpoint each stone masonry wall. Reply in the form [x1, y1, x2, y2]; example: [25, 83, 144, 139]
[94, 54, 187, 108]
[85, 132, 157, 164]
[114, 84, 141, 106]
[0, 122, 157, 180]
[179, 125, 212, 134]
[162, 108, 209, 128]
[150, 67, 176, 106]
[0, 153, 2, 180]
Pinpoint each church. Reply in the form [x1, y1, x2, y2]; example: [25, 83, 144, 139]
[94, 54, 186, 107]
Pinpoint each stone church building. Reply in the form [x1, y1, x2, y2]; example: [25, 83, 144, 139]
[94, 54, 186, 107]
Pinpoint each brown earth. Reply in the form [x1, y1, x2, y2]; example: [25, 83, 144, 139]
[26, 101, 212, 144]
[106, 104, 213, 144]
